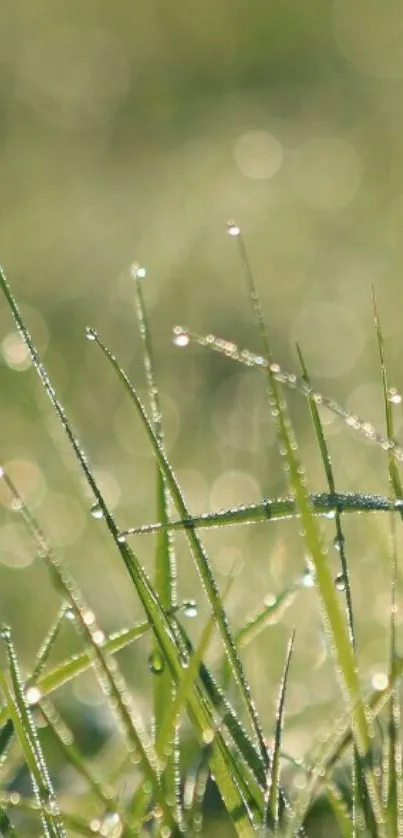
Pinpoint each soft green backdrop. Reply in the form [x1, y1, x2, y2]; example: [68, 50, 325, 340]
[0, 0, 402, 785]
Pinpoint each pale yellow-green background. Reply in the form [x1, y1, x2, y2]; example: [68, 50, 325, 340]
[0, 0, 402, 796]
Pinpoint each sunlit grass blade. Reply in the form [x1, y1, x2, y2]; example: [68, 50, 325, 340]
[183, 748, 210, 834]
[0, 627, 67, 838]
[133, 267, 179, 816]
[265, 630, 295, 832]
[120, 491, 403, 538]
[220, 576, 303, 690]
[229, 223, 385, 837]
[38, 699, 122, 815]
[0, 794, 106, 838]
[296, 343, 363, 830]
[373, 290, 403, 836]
[0, 269, 258, 836]
[91, 333, 271, 773]
[0, 602, 73, 781]
[324, 782, 354, 838]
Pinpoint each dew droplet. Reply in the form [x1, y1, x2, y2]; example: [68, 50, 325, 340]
[148, 649, 165, 675]
[334, 573, 346, 592]
[130, 262, 147, 281]
[90, 503, 104, 520]
[333, 534, 345, 552]
[183, 600, 198, 618]
[0, 466, 4, 479]
[388, 388, 402, 405]
[25, 686, 42, 706]
[301, 569, 315, 588]
[371, 672, 389, 691]
[117, 532, 126, 543]
[226, 219, 241, 237]
[323, 509, 336, 520]
[64, 607, 76, 621]
[85, 327, 97, 342]
[172, 325, 190, 348]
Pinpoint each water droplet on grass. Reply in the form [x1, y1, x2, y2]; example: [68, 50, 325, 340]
[388, 388, 402, 405]
[85, 327, 97, 342]
[90, 503, 104, 520]
[148, 649, 165, 675]
[334, 573, 346, 591]
[301, 570, 315, 588]
[323, 509, 336, 520]
[131, 263, 147, 280]
[333, 535, 345, 552]
[371, 672, 388, 691]
[226, 220, 240, 236]
[25, 686, 42, 706]
[117, 532, 126, 543]
[183, 600, 198, 618]
[172, 326, 190, 347]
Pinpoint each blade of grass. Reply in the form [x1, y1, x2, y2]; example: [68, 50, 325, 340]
[296, 343, 365, 831]
[0, 627, 67, 838]
[229, 223, 385, 837]
[90, 332, 271, 776]
[179, 325, 403, 464]
[0, 268, 258, 837]
[120, 491, 403, 538]
[265, 629, 295, 832]
[133, 267, 179, 817]
[373, 291, 403, 837]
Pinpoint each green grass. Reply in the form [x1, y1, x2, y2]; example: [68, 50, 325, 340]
[0, 225, 402, 836]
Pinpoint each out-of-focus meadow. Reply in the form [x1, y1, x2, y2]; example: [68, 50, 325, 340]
[1, 1, 403, 761]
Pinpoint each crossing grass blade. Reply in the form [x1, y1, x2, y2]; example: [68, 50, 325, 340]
[373, 290, 403, 837]
[0, 266, 260, 837]
[120, 491, 403, 537]
[0, 627, 67, 838]
[229, 224, 386, 837]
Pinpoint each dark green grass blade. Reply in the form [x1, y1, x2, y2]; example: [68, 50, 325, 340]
[230, 225, 385, 836]
[0, 268, 258, 836]
[373, 291, 403, 836]
[265, 630, 295, 832]
[120, 491, 403, 537]
[90, 332, 271, 774]
[0, 628, 67, 838]
[133, 270, 179, 817]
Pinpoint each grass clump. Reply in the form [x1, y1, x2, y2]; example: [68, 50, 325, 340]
[0, 224, 402, 837]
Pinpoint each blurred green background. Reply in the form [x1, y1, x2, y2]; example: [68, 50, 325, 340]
[1, 0, 403, 797]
